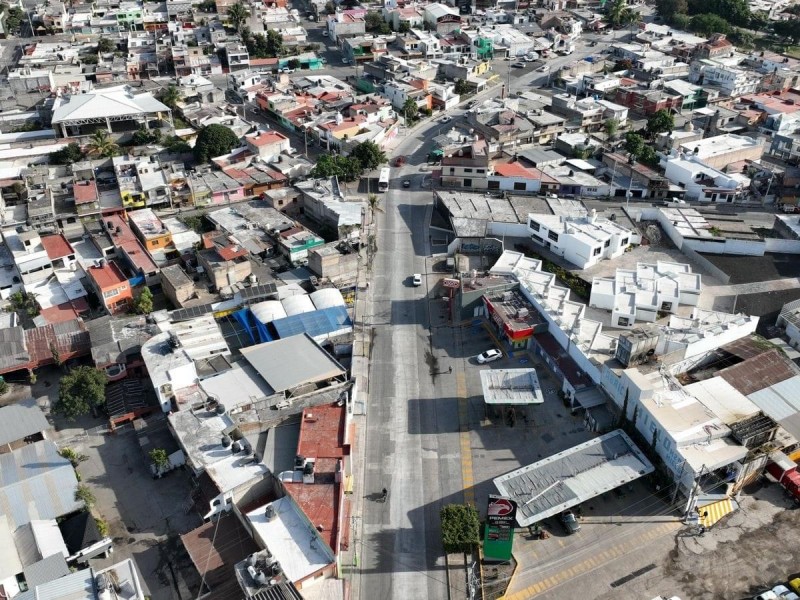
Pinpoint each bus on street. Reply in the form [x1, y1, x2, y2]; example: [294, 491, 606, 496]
[378, 168, 390, 192]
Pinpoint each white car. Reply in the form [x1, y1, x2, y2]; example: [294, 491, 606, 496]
[477, 349, 502, 364]
[440, 116, 451, 123]
[412, 273, 422, 286]
[772, 586, 800, 600]
[537, 65, 550, 72]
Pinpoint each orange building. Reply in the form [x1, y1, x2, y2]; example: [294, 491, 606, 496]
[87, 260, 133, 314]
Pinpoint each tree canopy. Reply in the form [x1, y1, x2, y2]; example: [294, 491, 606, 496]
[133, 287, 154, 314]
[773, 18, 800, 42]
[687, 0, 750, 27]
[646, 109, 674, 139]
[194, 124, 240, 162]
[365, 11, 391, 34]
[440, 504, 480, 554]
[85, 130, 119, 158]
[245, 30, 284, 58]
[402, 97, 420, 124]
[350, 141, 387, 172]
[310, 154, 362, 182]
[55, 366, 108, 420]
[49, 142, 84, 165]
[624, 132, 660, 168]
[159, 84, 181, 109]
[227, 1, 250, 32]
[689, 13, 730, 35]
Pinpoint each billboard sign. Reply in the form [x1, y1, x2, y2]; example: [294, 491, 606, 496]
[484, 495, 517, 562]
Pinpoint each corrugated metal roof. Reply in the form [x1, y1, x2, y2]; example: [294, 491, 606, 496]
[32, 568, 95, 600]
[749, 375, 800, 440]
[23, 553, 70, 589]
[0, 398, 49, 446]
[0, 440, 81, 528]
[719, 348, 797, 396]
[494, 430, 654, 527]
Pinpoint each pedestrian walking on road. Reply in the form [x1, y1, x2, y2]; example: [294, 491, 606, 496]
[448, 366, 452, 374]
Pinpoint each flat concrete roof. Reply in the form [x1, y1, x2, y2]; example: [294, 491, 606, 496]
[480, 369, 544, 405]
[494, 429, 654, 526]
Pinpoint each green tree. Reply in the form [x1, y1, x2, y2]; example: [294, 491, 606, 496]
[687, 0, 750, 26]
[454, 78, 471, 96]
[398, 21, 411, 33]
[367, 193, 383, 218]
[97, 37, 116, 53]
[265, 29, 284, 57]
[74, 484, 96, 510]
[197, 0, 216, 10]
[671, 13, 691, 29]
[85, 130, 119, 158]
[54, 366, 108, 420]
[729, 28, 755, 48]
[159, 84, 181, 109]
[773, 18, 800, 43]
[440, 504, 480, 553]
[5, 7, 25, 34]
[149, 448, 170, 475]
[624, 132, 647, 157]
[350, 141, 387, 172]
[646, 109, 674, 139]
[689, 13, 731, 35]
[0, 379, 8, 397]
[310, 154, 362, 181]
[604, 118, 620, 139]
[324, 1, 335, 14]
[655, 0, 687, 21]
[606, 0, 638, 27]
[365, 10, 391, 34]
[226, 1, 250, 33]
[193, 123, 240, 162]
[402, 97, 419, 124]
[133, 287, 154, 314]
[50, 142, 84, 165]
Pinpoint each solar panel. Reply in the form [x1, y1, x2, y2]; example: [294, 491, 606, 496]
[241, 282, 278, 301]
[171, 303, 214, 322]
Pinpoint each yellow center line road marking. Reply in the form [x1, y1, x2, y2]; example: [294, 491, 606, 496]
[506, 521, 683, 598]
[456, 372, 475, 506]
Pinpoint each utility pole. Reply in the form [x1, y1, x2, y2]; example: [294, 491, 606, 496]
[684, 464, 706, 518]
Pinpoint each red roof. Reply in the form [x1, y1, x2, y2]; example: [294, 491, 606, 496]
[73, 180, 98, 204]
[250, 57, 279, 66]
[282, 403, 350, 553]
[217, 245, 248, 261]
[494, 161, 541, 180]
[40, 234, 74, 260]
[246, 130, 289, 147]
[88, 261, 128, 290]
[104, 214, 159, 274]
[38, 298, 89, 325]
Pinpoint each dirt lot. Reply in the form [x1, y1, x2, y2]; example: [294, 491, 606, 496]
[593, 481, 800, 600]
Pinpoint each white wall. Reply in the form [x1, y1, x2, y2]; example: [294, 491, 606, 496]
[487, 221, 530, 238]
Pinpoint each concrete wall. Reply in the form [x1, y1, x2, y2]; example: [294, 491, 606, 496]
[680, 244, 731, 284]
[764, 238, 800, 253]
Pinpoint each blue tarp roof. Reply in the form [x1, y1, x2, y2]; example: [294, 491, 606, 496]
[271, 306, 352, 340]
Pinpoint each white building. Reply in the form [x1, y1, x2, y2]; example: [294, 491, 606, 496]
[690, 59, 760, 98]
[777, 298, 800, 349]
[527, 209, 635, 269]
[590, 261, 701, 328]
[677, 133, 764, 170]
[662, 153, 750, 202]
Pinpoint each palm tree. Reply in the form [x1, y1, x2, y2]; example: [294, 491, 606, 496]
[85, 130, 119, 158]
[159, 84, 181, 109]
[227, 1, 250, 34]
[367, 193, 383, 222]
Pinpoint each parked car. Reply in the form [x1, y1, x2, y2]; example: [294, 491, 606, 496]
[278, 68, 295, 74]
[754, 592, 779, 600]
[511, 62, 526, 68]
[412, 273, 422, 286]
[440, 115, 451, 123]
[394, 156, 407, 167]
[560, 511, 581, 535]
[790, 580, 800, 595]
[772, 585, 799, 600]
[537, 65, 549, 72]
[402, 179, 411, 188]
[477, 349, 502, 364]
[322, 30, 328, 36]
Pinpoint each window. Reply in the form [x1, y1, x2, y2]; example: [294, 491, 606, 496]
[620, 238, 628, 245]
[618, 316, 630, 326]
[464, 168, 473, 173]
[514, 182, 526, 191]
[103, 288, 120, 299]
[152, 239, 159, 246]
[463, 179, 472, 187]
[547, 230, 559, 242]
[532, 234, 543, 244]
[593, 247, 601, 256]
[604, 239, 610, 248]
[661, 301, 673, 311]
[488, 180, 500, 190]
[530, 220, 539, 231]
[449, 168, 455, 175]
[476, 169, 485, 174]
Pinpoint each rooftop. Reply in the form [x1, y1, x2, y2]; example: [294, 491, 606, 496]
[479, 369, 545, 405]
[240, 333, 346, 395]
[0, 398, 49, 446]
[40, 234, 74, 260]
[246, 496, 335, 584]
[87, 260, 127, 289]
[678, 133, 763, 161]
[494, 430, 654, 526]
